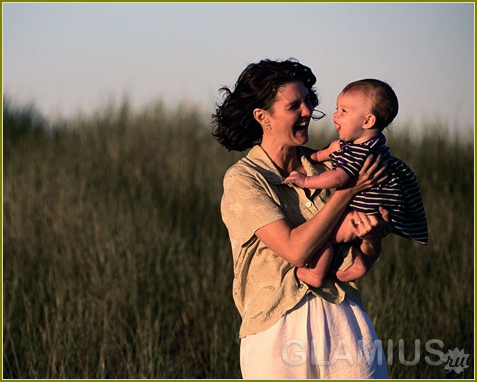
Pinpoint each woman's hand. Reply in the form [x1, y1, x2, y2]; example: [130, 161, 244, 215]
[345, 154, 387, 195]
[350, 207, 390, 241]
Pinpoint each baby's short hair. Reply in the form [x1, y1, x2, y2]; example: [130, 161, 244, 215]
[342, 79, 399, 130]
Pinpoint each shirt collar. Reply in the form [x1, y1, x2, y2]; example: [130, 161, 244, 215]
[340, 132, 386, 149]
[245, 145, 321, 185]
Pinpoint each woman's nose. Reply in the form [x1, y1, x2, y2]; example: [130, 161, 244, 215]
[302, 102, 313, 116]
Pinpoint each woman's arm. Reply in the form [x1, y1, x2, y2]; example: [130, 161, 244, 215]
[256, 154, 386, 267]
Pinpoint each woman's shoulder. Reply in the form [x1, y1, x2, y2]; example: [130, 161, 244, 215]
[224, 157, 252, 178]
[223, 157, 262, 190]
[224, 145, 276, 178]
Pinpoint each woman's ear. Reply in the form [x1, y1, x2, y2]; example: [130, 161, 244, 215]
[253, 108, 268, 126]
[363, 114, 376, 129]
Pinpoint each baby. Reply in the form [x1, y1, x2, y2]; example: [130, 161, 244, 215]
[285, 79, 428, 287]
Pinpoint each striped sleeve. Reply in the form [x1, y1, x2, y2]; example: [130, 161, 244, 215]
[329, 143, 369, 178]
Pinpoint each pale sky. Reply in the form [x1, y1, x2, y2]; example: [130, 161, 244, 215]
[2, 2, 475, 136]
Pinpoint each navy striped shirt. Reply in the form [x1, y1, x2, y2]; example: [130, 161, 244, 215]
[329, 133, 428, 245]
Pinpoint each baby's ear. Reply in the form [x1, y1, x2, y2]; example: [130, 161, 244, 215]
[363, 114, 376, 129]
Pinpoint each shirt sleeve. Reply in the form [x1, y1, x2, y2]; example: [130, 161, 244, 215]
[221, 165, 286, 248]
[330, 144, 368, 178]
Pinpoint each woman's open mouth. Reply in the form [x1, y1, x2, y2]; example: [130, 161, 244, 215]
[294, 120, 308, 131]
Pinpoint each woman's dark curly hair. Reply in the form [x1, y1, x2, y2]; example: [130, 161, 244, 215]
[212, 58, 320, 151]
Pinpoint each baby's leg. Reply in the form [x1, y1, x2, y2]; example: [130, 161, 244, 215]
[296, 241, 333, 288]
[335, 247, 367, 282]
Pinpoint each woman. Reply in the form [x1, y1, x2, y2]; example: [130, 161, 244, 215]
[212, 58, 389, 379]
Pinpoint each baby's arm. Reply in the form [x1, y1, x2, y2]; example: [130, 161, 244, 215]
[310, 140, 341, 163]
[285, 167, 351, 189]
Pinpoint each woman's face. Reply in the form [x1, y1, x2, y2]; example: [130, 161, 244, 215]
[265, 81, 314, 147]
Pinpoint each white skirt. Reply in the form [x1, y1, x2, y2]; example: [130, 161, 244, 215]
[240, 293, 388, 379]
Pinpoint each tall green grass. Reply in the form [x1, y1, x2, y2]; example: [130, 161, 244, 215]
[3, 100, 474, 378]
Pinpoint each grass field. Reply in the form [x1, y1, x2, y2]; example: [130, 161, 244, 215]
[2, 99, 474, 379]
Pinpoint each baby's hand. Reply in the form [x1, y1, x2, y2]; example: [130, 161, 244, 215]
[284, 171, 307, 187]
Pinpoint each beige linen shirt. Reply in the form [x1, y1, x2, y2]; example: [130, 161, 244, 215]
[221, 145, 363, 338]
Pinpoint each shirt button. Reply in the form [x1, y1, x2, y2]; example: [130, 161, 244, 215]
[306, 201, 313, 208]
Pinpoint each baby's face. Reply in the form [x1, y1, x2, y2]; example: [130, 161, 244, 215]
[333, 91, 374, 142]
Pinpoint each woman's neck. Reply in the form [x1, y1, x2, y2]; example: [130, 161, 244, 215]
[260, 142, 301, 177]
